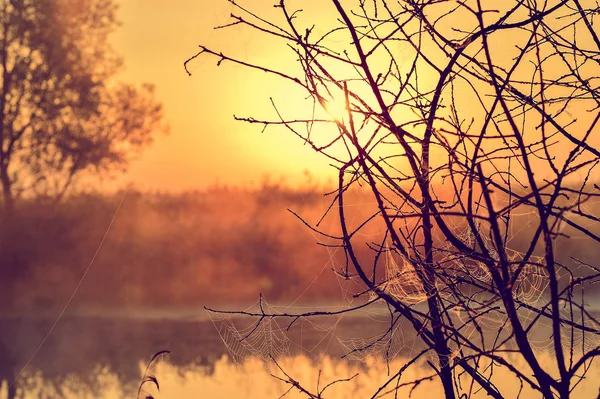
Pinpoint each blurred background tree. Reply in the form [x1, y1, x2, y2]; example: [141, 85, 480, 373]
[0, 0, 167, 214]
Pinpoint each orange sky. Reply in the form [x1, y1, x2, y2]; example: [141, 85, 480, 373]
[110, 0, 337, 191]
[110, 1, 599, 191]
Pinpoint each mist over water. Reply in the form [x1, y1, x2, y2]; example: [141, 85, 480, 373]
[2, 187, 599, 398]
[3, 187, 598, 313]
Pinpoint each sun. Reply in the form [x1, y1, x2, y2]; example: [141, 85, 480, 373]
[324, 97, 348, 122]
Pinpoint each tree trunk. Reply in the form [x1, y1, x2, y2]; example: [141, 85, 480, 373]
[0, 162, 13, 215]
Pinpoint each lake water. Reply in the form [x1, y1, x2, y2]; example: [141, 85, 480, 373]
[0, 305, 421, 398]
[1, 306, 599, 398]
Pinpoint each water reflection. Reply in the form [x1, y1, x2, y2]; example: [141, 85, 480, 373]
[3, 353, 600, 399]
[0, 312, 406, 398]
[2, 314, 599, 399]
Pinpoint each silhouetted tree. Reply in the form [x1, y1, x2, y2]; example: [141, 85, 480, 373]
[190, 1, 600, 398]
[0, 0, 167, 214]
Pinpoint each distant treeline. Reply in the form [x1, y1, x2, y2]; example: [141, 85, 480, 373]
[0, 184, 364, 312]
[1, 183, 597, 312]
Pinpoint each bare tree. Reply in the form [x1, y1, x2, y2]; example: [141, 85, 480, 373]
[187, 1, 600, 398]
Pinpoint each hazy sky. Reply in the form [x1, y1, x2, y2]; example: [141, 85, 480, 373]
[111, 0, 336, 191]
[110, 1, 599, 191]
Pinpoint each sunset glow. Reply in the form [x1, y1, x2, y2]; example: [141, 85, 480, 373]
[107, 0, 343, 191]
[324, 97, 348, 123]
[3, 1, 599, 399]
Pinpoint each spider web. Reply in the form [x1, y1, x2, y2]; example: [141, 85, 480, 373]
[382, 248, 428, 305]
[207, 298, 291, 363]
[512, 258, 549, 305]
[337, 314, 410, 364]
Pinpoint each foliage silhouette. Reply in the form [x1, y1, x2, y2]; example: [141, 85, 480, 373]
[0, 0, 167, 214]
